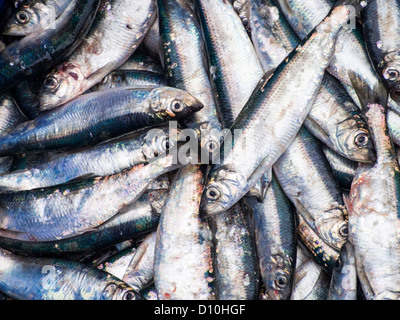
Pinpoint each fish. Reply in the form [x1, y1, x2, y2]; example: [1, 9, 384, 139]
[208, 203, 259, 300]
[92, 70, 166, 92]
[0, 247, 142, 300]
[202, 3, 354, 215]
[0, 153, 182, 242]
[0, 0, 100, 93]
[154, 165, 215, 300]
[273, 127, 348, 251]
[38, 0, 157, 110]
[0, 94, 27, 174]
[0, 86, 202, 156]
[123, 231, 157, 292]
[194, 0, 264, 128]
[327, 241, 357, 300]
[158, 0, 223, 156]
[10, 77, 41, 119]
[96, 246, 138, 281]
[346, 72, 400, 300]
[322, 145, 358, 190]
[248, 0, 375, 163]
[290, 245, 331, 300]
[0, 125, 180, 191]
[362, 0, 400, 103]
[242, 174, 296, 300]
[297, 213, 340, 274]
[0, 190, 166, 255]
[3, 0, 71, 36]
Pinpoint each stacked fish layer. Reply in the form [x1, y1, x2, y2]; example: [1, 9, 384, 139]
[0, 0, 397, 300]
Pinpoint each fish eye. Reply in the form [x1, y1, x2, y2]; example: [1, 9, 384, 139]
[111, 73, 124, 85]
[354, 132, 369, 147]
[123, 291, 136, 300]
[171, 100, 185, 113]
[275, 275, 288, 289]
[206, 187, 221, 201]
[339, 224, 349, 238]
[383, 68, 400, 81]
[44, 76, 59, 91]
[15, 10, 30, 24]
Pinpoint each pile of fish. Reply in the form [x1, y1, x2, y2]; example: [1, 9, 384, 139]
[0, 0, 398, 300]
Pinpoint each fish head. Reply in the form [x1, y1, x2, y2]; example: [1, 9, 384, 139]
[315, 208, 349, 251]
[335, 115, 376, 163]
[261, 253, 295, 300]
[101, 282, 143, 300]
[148, 87, 204, 119]
[141, 126, 181, 161]
[38, 63, 85, 110]
[197, 122, 224, 162]
[3, 3, 55, 36]
[201, 167, 247, 215]
[381, 51, 400, 102]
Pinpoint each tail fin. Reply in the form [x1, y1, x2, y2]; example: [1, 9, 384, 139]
[348, 70, 388, 110]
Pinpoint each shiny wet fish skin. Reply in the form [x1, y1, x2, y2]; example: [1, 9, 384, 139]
[202, 4, 355, 215]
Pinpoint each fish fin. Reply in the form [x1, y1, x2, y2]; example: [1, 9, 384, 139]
[348, 70, 388, 109]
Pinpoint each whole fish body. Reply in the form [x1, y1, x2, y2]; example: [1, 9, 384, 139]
[0, 247, 141, 300]
[242, 174, 296, 300]
[202, 5, 352, 215]
[154, 165, 215, 300]
[3, 0, 71, 36]
[0, 86, 202, 156]
[0, 153, 182, 242]
[0, 0, 100, 93]
[0, 125, 180, 191]
[38, 0, 157, 110]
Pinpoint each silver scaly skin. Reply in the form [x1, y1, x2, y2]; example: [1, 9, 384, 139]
[242, 174, 296, 300]
[96, 246, 138, 280]
[194, 0, 264, 129]
[123, 231, 157, 293]
[202, 5, 353, 215]
[0, 94, 27, 174]
[0, 86, 203, 157]
[39, 0, 157, 110]
[3, 0, 70, 36]
[154, 165, 215, 300]
[347, 74, 400, 300]
[273, 127, 349, 252]
[208, 203, 259, 300]
[158, 0, 223, 155]
[322, 144, 358, 190]
[275, 0, 400, 117]
[290, 245, 331, 300]
[327, 241, 358, 300]
[0, 247, 141, 300]
[0, 125, 180, 192]
[0, 153, 183, 242]
[248, 0, 374, 163]
[362, 0, 400, 103]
